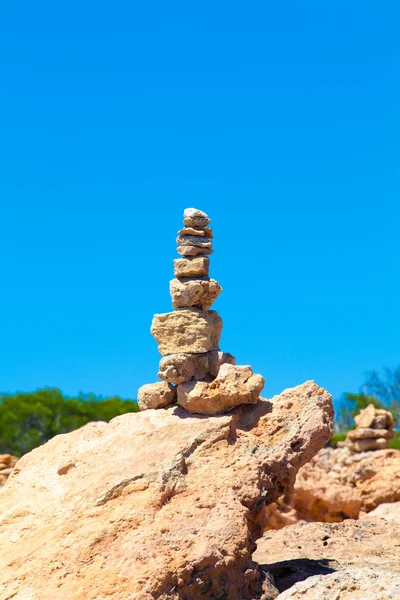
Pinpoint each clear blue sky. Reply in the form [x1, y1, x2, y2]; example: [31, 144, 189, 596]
[1, 2, 399, 409]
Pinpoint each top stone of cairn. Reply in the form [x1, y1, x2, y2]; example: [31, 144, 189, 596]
[183, 208, 211, 228]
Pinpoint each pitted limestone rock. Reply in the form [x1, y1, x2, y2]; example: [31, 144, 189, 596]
[170, 277, 222, 310]
[183, 207, 211, 228]
[173, 257, 209, 278]
[158, 350, 236, 385]
[177, 245, 213, 257]
[177, 363, 264, 415]
[137, 381, 177, 411]
[151, 308, 222, 355]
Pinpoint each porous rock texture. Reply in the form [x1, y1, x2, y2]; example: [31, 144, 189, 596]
[173, 256, 209, 278]
[170, 277, 222, 310]
[137, 381, 177, 410]
[177, 363, 265, 415]
[264, 445, 400, 528]
[150, 308, 222, 355]
[0, 454, 18, 487]
[0, 381, 332, 600]
[255, 502, 400, 599]
[158, 351, 235, 385]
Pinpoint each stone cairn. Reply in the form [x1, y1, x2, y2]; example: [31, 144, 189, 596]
[343, 403, 395, 452]
[138, 208, 265, 414]
[0, 454, 18, 487]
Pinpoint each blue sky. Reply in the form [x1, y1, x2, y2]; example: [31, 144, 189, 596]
[1, 2, 399, 409]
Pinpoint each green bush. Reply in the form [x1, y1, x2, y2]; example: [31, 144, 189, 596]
[389, 433, 400, 450]
[0, 389, 139, 457]
[329, 432, 347, 448]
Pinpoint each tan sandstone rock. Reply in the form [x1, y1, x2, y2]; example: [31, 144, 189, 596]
[151, 308, 222, 355]
[347, 427, 395, 440]
[183, 207, 211, 228]
[137, 381, 176, 410]
[352, 437, 388, 452]
[264, 445, 400, 528]
[177, 363, 264, 414]
[178, 227, 213, 238]
[255, 502, 400, 599]
[173, 256, 209, 278]
[158, 352, 210, 384]
[176, 234, 212, 248]
[158, 350, 235, 384]
[0, 381, 333, 600]
[177, 245, 213, 256]
[170, 277, 222, 310]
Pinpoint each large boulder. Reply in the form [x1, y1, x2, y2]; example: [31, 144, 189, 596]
[0, 381, 332, 600]
[264, 445, 400, 528]
[255, 502, 400, 599]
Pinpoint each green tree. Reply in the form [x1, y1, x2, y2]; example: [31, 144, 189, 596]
[0, 389, 139, 457]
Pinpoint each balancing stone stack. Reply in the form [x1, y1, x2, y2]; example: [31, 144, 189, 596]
[138, 208, 265, 414]
[344, 403, 396, 452]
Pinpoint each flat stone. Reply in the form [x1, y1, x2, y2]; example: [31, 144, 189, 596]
[352, 437, 388, 452]
[177, 246, 213, 257]
[173, 257, 209, 278]
[183, 207, 211, 228]
[177, 363, 265, 415]
[137, 382, 176, 411]
[170, 278, 222, 310]
[158, 353, 210, 384]
[176, 235, 212, 248]
[347, 427, 395, 441]
[178, 227, 213, 238]
[151, 308, 222, 355]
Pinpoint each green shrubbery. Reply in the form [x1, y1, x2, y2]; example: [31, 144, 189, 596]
[0, 389, 139, 457]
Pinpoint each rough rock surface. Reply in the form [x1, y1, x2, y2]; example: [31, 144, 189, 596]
[137, 381, 177, 410]
[177, 364, 265, 415]
[170, 277, 222, 310]
[173, 256, 210, 278]
[177, 245, 213, 256]
[176, 235, 212, 248]
[255, 502, 400, 598]
[0, 381, 333, 600]
[183, 207, 211, 228]
[0, 455, 18, 487]
[158, 351, 235, 385]
[151, 308, 222, 355]
[264, 445, 400, 528]
[178, 227, 213, 238]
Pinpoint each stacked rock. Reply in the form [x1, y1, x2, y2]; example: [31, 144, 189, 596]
[344, 404, 396, 452]
[0, 454, 18, 487]
[138, 208, 265, 415]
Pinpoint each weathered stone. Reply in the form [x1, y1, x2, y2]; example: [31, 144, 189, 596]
[255, 503, 400, 599]
[354, 403, 376, 428]
[347, 427, 395, 441]
[158, 353, 210, 384]
[208, 350, 236, 377]
[137, 381, 176, 410]
[352, 437, 388, 452]
[158, 350, 236, 384]
[151, 308, 222, 354]
[173, 256, 209, 278]
[183, 207, 211, 228]
[170, 278, 222, 310]
[177, 363, 264, 415]
[178, 227, 213, 238]
[176, 235, 212, 249]
[0, 381, 333, 600]
[177, 245, 213, 256]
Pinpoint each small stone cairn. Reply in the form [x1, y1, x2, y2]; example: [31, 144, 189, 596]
[343, 404, 396, 452]
[138, 208, 265, 414]
[0, 454, 18, 487]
